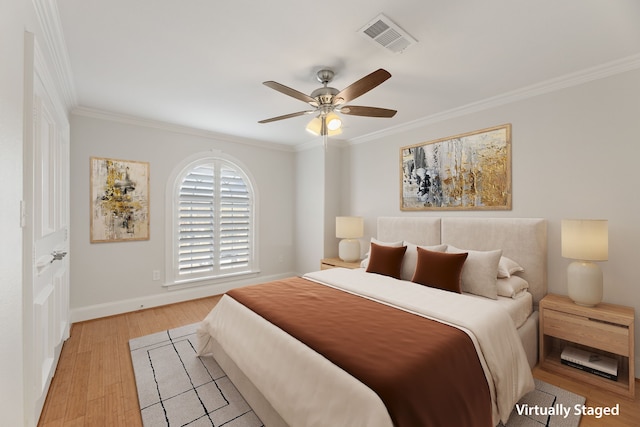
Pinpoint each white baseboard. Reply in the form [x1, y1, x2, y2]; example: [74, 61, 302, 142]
[70, 272, 297, 323]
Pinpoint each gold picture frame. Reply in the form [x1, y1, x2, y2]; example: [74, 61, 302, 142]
[400, 124, 512, 210]
[90, 157, 150, 242]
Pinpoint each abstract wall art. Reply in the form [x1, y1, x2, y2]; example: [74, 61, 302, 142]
[90, 157, 150, 242]
[400, 124, 512, 210]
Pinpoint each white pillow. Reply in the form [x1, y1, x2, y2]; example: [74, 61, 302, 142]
[497, 256, 525, 278]
[360, 238, 404, 268]
[446, 246, 502, 299]
[497, 275, 530, 298]
[401, 242, 447, 281]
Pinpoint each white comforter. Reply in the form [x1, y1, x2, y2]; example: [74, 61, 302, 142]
[198, 268, 534, 426]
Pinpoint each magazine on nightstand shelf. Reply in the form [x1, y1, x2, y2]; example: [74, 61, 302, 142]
[560, 346, 618, 381]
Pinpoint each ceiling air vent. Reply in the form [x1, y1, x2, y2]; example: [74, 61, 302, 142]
[359, 13, 417, 54]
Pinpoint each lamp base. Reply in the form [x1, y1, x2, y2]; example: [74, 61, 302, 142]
[567, 260, 603, 307]
[339, 239, 361, 262]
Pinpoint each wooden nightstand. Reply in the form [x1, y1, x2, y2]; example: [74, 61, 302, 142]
[539, 293, 635, 397]
[320, 257, 362, 270]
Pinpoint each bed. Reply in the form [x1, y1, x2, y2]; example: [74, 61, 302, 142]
[197, 217, 547, 427]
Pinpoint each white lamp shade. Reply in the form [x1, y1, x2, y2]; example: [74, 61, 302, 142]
[336, 216, 363, 239]
[561, 219, 608, 261]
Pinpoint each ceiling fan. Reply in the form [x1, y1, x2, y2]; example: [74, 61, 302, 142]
[258, 68, 397, 137]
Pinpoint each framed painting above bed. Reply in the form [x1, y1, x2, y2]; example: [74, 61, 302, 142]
[400, 124, 512, 210]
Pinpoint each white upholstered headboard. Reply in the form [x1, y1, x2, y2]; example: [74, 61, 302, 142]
[377, 217, 548, 304]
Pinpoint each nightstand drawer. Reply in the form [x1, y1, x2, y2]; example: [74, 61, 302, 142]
[543, 309, 629, 356]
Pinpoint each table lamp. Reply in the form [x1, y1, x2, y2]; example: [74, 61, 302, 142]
[336, 216, 364, 262]
[561, 219, 608, 306]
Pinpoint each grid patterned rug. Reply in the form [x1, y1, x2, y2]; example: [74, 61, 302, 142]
[130, 323, 584, 427]
[499, 379, 585, 427]
[129, 323, 263, 427]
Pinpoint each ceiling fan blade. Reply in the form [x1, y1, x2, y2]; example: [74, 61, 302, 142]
[258, 110, 314, 124]
[263, 81, 318, 106]
[333, 69, 391, 105]
[339, 105, 397, 118]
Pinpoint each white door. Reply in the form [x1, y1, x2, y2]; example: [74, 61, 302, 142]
[22, 33, 71, 426]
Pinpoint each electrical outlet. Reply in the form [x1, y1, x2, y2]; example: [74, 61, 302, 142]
[152, 270, 160, 281]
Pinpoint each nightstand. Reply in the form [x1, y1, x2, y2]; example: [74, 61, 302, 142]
[539, 293, 635, 397]
[320, 257, 362, 270]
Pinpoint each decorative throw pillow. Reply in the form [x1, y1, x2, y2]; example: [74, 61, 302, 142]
[497, 256, 525, 278]
[411, 248, 468, 293]
[401, 242, 448, 281]
[360, 238, 404, 269]
[497, 275, 530, 298]
[446, 246, 502, 299]
[365, 242, 407, 279]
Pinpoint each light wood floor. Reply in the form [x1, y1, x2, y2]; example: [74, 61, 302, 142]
[38, 295, 222, 427]
[39, 296, 639, 426]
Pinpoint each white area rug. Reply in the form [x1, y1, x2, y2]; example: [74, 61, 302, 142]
[130, 323, 584, 427]
[129, 323, 263, 426]
[499, 379, 585, 427]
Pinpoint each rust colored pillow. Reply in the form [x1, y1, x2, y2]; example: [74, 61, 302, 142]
[411, 247, 468, 293]
[365, 242, 407, 279]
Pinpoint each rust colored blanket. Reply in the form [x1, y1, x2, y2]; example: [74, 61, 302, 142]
[227, 277, 492, 427]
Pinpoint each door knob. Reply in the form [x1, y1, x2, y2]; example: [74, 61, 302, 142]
[50, 250, 68, 263]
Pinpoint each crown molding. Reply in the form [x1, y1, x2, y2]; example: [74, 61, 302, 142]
[350, 53, 640, 145]
[72, 106, 297, 152]
[32, 0, 78, 111]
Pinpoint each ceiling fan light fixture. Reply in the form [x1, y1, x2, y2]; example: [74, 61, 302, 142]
[306, 116, 322, 136]
[305, 117, 321, 135]
[306, 114, 342, 136]
[326, 112, 342, 131]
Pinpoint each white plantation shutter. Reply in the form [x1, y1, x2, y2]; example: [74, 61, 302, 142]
[178, 164, 215, 276]
[176, 159, 253, 280]
[219, 164, 251, 271]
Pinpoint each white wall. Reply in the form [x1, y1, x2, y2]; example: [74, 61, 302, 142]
[294, 144, 326, 273]
[292, 141, 353, 272]
[69, 112, 297, 320]
[343, 68, 640, 375]
[323, 143, 349, 259]
[0, 1, 28, 423]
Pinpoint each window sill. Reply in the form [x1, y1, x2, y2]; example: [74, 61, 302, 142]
[162, 269, 261, 291]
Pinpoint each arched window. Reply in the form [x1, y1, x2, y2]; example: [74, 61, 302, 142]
[167, 155, 257, 287]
